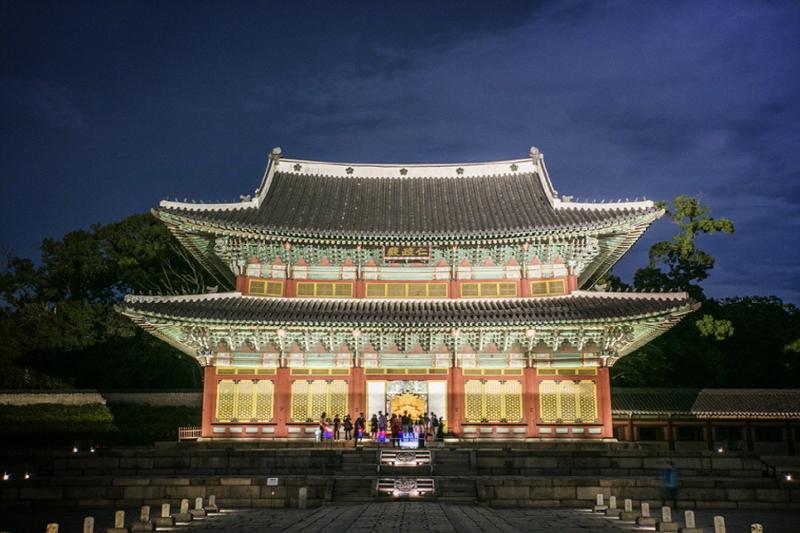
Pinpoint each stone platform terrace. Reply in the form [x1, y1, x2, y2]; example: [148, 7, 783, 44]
[2, 441, 799, 511]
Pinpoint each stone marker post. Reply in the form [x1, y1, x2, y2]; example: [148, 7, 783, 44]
[637, 502, 656, 527]
[656, 506, 679, 532]
[298, 487, 308, 509]
[83, 517, 94, 533]
[190, 497, 207, 518]
[713, 516, 726, 533]
[106, 510, 129, 533]
[605, 495, 621, 518]
[46, 524, 59, 533]
[593, 493, 608, 512]
[205, 494, 219, 513]
[154, 503, 175, 528]
[680, 510, 704, 533]
[750, 525, 763, 533]
[619, 498, 638, 522]
[131, 505, 154, 532]
[173, 498, 193, 523]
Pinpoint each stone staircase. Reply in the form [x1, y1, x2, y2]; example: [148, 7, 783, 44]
[5, 443, 799, 510]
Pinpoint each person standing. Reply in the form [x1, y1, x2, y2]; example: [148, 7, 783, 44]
[354, 412, 365, 448]
[370, 413, 378, 441]
[378, 411, 387, 444]
[343, 414, 353, 440]
[333, 414, 341, 441]
[390, 413, 402, 448]
[430, 412, 439, 442]
[318, 412, 327, 443]
[663, 460, 679, 509]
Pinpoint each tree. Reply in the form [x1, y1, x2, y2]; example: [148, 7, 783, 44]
[633, 195, 734, 300]
[0, 213, 214, 389]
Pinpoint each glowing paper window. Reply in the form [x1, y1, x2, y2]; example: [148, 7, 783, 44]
[529, 279, 566, 297]
[214, 379, 274, 423]
[463, 380, 523, 423]
[290, 380, 349, 422]
[538, 379, 598, 423]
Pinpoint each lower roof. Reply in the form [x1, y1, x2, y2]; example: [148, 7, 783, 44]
[119, 290, 694, 327]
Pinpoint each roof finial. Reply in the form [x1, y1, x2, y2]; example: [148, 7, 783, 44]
[270, 147, 282, 161]
[529, 146, 541, 159]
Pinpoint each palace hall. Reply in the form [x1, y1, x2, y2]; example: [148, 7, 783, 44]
[119, 147, 696, 440]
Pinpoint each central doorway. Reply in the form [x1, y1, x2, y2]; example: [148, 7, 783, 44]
[386, 380, 427, 419]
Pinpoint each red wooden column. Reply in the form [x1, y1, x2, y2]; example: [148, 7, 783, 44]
[523, 367, 538, 437]
[596, 367, 614, 438]
[274, 367, 291, 437]
[447, 368, 464, 435]
[235, 275, 248, 293]
[201, 366, 216, 438]
[349, 367, 366, 417]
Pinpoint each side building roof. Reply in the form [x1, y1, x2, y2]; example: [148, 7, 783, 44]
[612, 388, 800, 419]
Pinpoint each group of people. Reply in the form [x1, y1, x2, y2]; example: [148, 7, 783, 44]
[316, 411, 445, 448]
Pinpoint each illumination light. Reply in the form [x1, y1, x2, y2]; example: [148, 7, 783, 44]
[2, 472, 9, 481]
[72, 446, 79, 453]
[716, 447, 724, 453]
[785, 473, 793, 482]
[89, 447, 95, 453]
[23, 472, 30, 480]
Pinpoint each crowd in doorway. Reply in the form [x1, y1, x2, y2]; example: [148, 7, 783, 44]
[315, 411, 445, 447]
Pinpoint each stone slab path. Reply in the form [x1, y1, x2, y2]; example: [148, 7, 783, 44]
[179, 504, 799, 533]
[3, 504, 798, 532]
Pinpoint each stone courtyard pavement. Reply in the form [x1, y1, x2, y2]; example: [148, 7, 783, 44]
[3, 503, 798, 532]
[166, 503, 799, 533]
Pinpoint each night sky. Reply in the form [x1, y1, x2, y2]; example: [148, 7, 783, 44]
[1, 1, 799, 302]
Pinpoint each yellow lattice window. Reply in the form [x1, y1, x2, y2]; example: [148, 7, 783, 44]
[464, 380, 484, 422]
[290, 380, 349, 422]
[530, 279, 566, 297]
[216, 381, 235, 422]
[577, 381, 597, 421]
[296, 281, 353, 298]
[463, 380, 523, 423]
[538, 379, 597, 423]
[255, 381, 274, 421]
[460, 282, 518, 298]
[214, 379, 275, 423]
[249, 279, 284, 296]
[364, 282, 448, 298]
[237, 380, 255, 421]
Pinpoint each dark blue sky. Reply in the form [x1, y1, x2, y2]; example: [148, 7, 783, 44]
[2, 1, 799, 302]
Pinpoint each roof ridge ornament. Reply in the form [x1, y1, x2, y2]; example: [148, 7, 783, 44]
[270, 147, 282, 161]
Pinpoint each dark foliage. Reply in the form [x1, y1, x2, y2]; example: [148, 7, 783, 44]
[0, 213, 215, 389]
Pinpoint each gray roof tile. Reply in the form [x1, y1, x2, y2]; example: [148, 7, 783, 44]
[159, 172, 656, 238]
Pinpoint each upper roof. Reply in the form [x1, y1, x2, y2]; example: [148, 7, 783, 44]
[120, 290, 694, 328]
[612, 388, 800, 418]
[155, 148, 659, 242]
